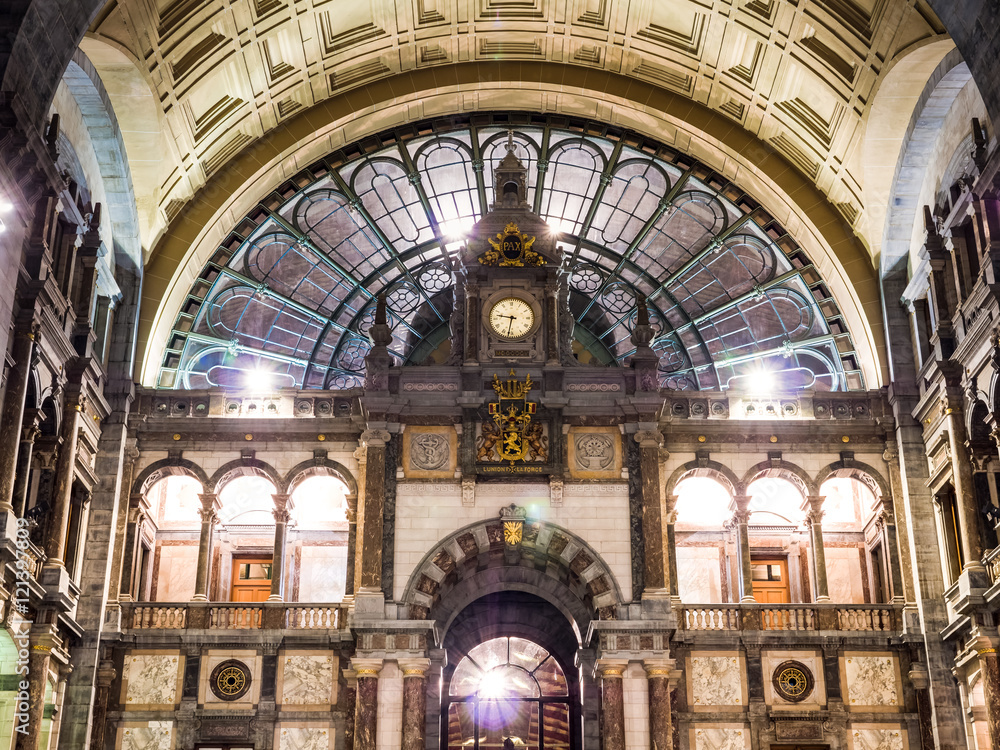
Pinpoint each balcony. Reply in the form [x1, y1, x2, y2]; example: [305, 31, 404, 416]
[120, 602, 348, 632]
[680, 603, 902, 633]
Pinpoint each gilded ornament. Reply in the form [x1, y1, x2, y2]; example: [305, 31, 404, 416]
[479, 222, 543, 266]
[503, 520, 523, 545]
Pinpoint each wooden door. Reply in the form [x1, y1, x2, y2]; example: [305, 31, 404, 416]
[751, 558, 789, 603]
[230, 558, 272, 602]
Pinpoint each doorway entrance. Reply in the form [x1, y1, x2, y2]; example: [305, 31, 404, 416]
[751, 558, 790, 603]
[230, 558, 272, 602]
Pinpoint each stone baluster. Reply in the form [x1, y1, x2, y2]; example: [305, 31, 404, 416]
[268, 493, 292, 601]
[0, 319, 37, 519]
[802, 495, 830, 602]
[192, 493, 220, 601]
[596, 660, 627, 750]
[644, 660, 675, 750]
[399, 658, 431, 750]
[352, 658, 383, 750]
[42, 387, 84, 571]
[730, 495, 755, 602]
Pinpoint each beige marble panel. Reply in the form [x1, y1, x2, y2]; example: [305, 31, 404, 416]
[154, 545, 198, 601]
[676, 547, 723, 602]
[402, 426, 457, 478]
[826, 546, 866, 604]
[120, 721, 173, 750]
[692, 726, 750, 750]
[690, 655, 742, 707]
[298, 546, 348, 602]
[281, 653, 337, 705]
[848, 725, 905, 750]
[277, 726, 334, 750]
[845, 655, 898, 707]
[124, 654, 181, 708]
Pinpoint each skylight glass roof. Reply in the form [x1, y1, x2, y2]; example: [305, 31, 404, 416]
[159, 114, 864, 392]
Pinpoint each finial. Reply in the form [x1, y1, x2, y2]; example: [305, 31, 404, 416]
[375, 293, 388, 326]
[506, 129, 515, 153]
[636, 296, 649, 327]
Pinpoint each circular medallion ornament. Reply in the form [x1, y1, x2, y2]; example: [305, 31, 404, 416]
[210, 659, 252, 701]
[772, 661, 814, 703]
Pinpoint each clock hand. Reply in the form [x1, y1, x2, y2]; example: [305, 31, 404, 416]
[507, 317, 514, 336]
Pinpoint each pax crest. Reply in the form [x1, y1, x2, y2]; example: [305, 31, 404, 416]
[481, 222, 543, 267]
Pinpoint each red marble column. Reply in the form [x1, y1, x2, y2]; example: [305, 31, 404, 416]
[636, 430, 666, 593]
[268, 493, 292, 601]
[43, 389, 83, 568]
[730, 495, 755, 602]
[597, 661, 627, 750]
[192, 493, 220, 601]
[645, 662, 674, 750]
[358, 430, 389, 592]
[399, 658, 430, 750]
[14, 631, 53, 750]
[976, 645, 1000, 749]
[352, 659, 382, 750]
[802, 495, 830, 602]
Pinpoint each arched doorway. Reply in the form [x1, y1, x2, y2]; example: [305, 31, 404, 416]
[441, 592, 583, 750]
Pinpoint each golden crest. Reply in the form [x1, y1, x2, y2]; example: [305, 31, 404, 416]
[480, 222, 543, 267]
[503, 520, 523, 545]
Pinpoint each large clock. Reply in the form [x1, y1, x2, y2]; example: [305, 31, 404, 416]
[488, 297, 535, 339]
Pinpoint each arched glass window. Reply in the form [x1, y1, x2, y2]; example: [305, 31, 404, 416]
[446, 636, 571, 750]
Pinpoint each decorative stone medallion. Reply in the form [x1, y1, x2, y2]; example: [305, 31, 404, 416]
[771, 660, 814, 702]
[210, 659, 253, 701]
[574, 433, 615, 470]
[409, 432, 450, 470]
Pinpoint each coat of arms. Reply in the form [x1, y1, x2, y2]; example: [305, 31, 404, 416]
[476, 371, 548, 465]
[479, 222, 544, 267]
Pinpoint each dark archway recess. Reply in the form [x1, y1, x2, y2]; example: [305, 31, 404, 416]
[440, 592, 584, 750]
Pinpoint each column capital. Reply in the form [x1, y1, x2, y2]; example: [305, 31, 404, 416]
[398, 657, 432, 677]
[273, 508, 291, 524]
[198, 492, 221, 511]
[272, 492, 293, 511]
[642, 658, 677, 679]
[350, 657, 385, 677]
[361, 428, 391, 448]
[633, 430, 662, 448]
[594, 659, 629, 679]
[730, 494, 752, 513]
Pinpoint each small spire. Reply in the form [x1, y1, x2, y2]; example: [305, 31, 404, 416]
[506, 129, 515, 153]
[375, 292, 387, 326]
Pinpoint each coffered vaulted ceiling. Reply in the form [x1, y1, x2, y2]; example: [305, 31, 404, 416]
[88, 0, 947, 258]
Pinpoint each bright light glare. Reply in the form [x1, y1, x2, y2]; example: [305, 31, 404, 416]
[745, 368, 774, 394]
[244, 368, 274, 391]
[546, 219, 576, 236]
[0, 199, 11, 213]
[478, 670, 507, 699]
[441, 218, 474, 239]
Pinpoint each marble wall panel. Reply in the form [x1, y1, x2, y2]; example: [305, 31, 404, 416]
[848, 725, 905, 750]
[277, 726, 334, 750]
[298, 546, 348, 602]
[120, 721, 173, 750]
[123, 654, 181, 709]
[692, 726, 750, 750]
[761, 650, 825, 709]
[689, 654, 743, 709]
[844, 655, 899, 708]
[676, 546, 723, 602]
[154, 544, 198, 601]
[377, 661, 403, 750]
[623, 662, 650, 750]
[280, 652, 337, 706]
[826, 546, 866, 604]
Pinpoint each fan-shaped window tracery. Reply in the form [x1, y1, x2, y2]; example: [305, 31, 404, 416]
[159, 115, 865, 392]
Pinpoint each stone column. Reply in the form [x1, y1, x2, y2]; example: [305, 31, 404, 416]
[876, 506, 906, 603]
[357, 429, 390, 613]
[352, 659, 383, 750]
[596, 660, 627, 750]
[12, 413, 41, 518]
[802, 495, 830, 602]
[192, 493, 220, 601]
[87, 657, 116, 750]
[14, 628, 54, 750]
[344, 492, 357, 602]
[664, 494, 680, 599]
[43, 389, 83, 569]
[907, 663, 934, 750]
[730, 495, 755, 602]
[0, 319, 37, 515]
[974, 637, 1000, 750]
[644, 661, 674, 750]
[268, 493, 292, 601]
[399, 658, 430, 750]
[117, 495, 146, 601]
[635, 429, 666, 594]
[945, 401, 986, 570]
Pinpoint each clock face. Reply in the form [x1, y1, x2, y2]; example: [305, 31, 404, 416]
[488, 297, 535, 339]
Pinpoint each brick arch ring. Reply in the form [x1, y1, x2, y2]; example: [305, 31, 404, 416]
[401, 516, 625, 633]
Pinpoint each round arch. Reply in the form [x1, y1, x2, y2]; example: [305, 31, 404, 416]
[209, 458, 284, 496]
[741, 460, 816, 497]
[137, 63, 886, 389]
[284, 458, 357, 498]
[132, 458, 210, 497]
[401, 517, 624, 636]
[814, 460, 890, 502]
[665, 460, 740, 498]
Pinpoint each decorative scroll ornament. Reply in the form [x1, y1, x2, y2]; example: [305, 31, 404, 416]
[500, 503, 527, 546]
[478, 371, 548, 464]
[480, 222, 543, 267]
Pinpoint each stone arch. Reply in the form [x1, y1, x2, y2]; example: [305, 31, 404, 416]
[210, 458, 284, 496]
[814, 460, 890, 503]
[741, 459, 816, 497]
[132, 458, 210, 497]
[283, 458, 357, 497]
[401, 517, 624, 636]
[665, 460, 740, 497]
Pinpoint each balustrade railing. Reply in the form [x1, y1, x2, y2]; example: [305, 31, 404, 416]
[122, 602, 346, 631]
[682, 603, 900, 633]
[986, 546, 1000, 584]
